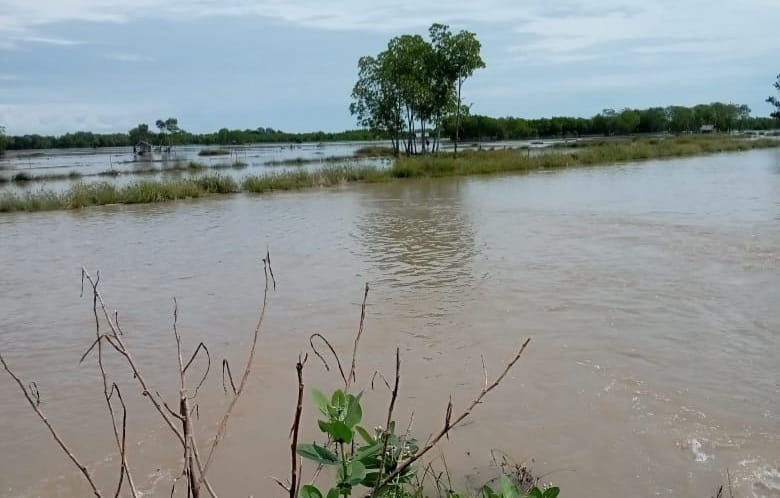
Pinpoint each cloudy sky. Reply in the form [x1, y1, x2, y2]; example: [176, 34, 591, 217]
[1, 0, 778, 135]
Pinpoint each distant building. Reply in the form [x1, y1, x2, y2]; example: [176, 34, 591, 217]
[134, 141, 152, 157]
[699, 124, 716, 134]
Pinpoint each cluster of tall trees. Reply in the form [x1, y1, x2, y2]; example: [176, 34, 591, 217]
[350, 23, 485, 155]
[0, 125, 6, 155]
[446, 102, 778, 141]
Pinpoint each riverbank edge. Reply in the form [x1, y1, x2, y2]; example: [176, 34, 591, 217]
[1, 136, 778, 213]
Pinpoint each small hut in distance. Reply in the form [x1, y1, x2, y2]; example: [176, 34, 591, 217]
[134, 140, 153, 158]
[699, 124, 716, 134]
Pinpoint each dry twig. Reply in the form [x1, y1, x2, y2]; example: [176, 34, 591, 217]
[0, 353, 103, 498]
[199, 250, 273, 484]
[370, 338, 531, 495]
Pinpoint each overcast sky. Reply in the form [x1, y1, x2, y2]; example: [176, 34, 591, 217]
[1, 0, 779, 135]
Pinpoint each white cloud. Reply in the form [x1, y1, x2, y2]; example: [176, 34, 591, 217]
[0, 0, 777, 61]
[15, 35, 85, 46]
[0, 102, 154, 134]
[102, 53, 154, 62]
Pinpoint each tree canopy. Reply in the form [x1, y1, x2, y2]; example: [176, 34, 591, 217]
[350, 23, 485, 155]
[767, 74, 780, 120]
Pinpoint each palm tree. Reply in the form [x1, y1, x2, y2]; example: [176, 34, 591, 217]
[155, 119, 166, 148]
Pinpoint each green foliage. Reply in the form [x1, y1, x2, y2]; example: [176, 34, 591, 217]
[297, 389, 418, 498]
[350, 23, 485, 155]
[481, 475, 559, 498]
[446, 102, 775, 141]
[198, 148, 231, 156]
[767, 74, 780, 120]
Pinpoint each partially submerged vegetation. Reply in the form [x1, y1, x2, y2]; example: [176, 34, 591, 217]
[198, 148, 231, 156]
[2, 136, 778, 213]
[0, 175, 238, 212]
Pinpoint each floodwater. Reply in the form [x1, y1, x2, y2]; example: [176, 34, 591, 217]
[0, 140, 550, 194]
[1, 149, 778, 497]
[0, 142, 395, 193]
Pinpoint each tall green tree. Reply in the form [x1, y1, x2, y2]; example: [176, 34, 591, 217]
[436, 26, 485, 154]
[767, 74, 780, 120]
[350, 55, 404, 154]
[349, 23, 484, 156]
[164, 117, 180, 149]
[128, 123, 150, 144]
[155, 119, 166, 146]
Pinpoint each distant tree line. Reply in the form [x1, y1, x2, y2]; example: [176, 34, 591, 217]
[2, 125, 386, 151]
[444, 103, 778, 141]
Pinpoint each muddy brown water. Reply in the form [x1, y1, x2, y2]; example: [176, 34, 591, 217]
[1, 149, 778, 497]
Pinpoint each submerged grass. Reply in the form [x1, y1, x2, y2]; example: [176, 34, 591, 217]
[0, 174, 238, 212]
[354, 145, 395, 157]
[198, 149, 231, 156]
[392, 135, 780, 178]
[2, 136, 778, 213]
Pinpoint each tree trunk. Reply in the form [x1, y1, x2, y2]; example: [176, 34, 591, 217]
[455, 78, 463, 156]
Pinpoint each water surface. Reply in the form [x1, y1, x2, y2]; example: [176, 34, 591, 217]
[1, 149, 778, 497]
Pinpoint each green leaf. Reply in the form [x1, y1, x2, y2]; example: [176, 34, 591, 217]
[329, 420, 353, 443]
[311, 389, 330, 415]
[347, 460, 367, 485]
[332, 389, 346, 410]
[543, 487, 560, 498]
[300, 485, 324, 498]
[354, 441, 383, 462]
[500, 475, 519, 498]
[344, 395, 363, 427]
[482, 485, 500, 498]
[355, 425, 375, 444]
[527, 488, 543, 498]
[318, 419, 332, 434]
[296, 444, 338, 465]
[326, 489, 340, 498]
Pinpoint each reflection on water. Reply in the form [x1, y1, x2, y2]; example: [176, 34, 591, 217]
[354, 180, 476, 319]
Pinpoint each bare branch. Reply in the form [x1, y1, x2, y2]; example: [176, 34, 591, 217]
[370, 338, 531, 495]
[289, 353, 308, 498]
[221, 359, 237, 395]
[347, 282, 369, 389]
[309, 333, 347, 387]
[183, 342, 211, 399]
[200, 252, 273, 483]
[82, 267, 185, 446]
[373, 347, 400, 495]
[87, 274, 138, 497]
[107, 383, 133, 498]
[370, 370, 392, 392]
[1, 353, 103, 498]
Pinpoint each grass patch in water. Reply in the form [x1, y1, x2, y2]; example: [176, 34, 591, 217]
[0, 174, 239, 212]
[3, 136, 777, 213]
[354, 145, 395, 157]
[198, 149, 231, 156]
[392, 136, 780, 178]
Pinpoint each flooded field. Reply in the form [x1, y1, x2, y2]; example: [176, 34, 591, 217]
[0, 149, 778, 497]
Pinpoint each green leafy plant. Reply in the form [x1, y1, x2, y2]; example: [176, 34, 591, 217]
[296, 388, 419, 497]
[481, 475, 559, 498]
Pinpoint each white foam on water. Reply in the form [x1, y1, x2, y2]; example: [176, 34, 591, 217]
[751, 465, 780, 498]
[687, 438, 712, 463]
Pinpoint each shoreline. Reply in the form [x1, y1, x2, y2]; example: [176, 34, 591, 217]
[1, 136, 778, 213]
